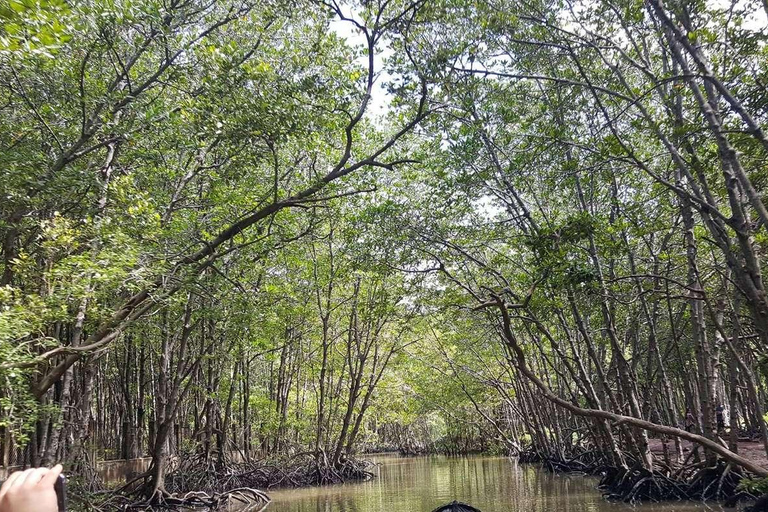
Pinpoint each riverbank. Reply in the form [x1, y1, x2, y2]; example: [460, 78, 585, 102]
[528, 440, 766, 506]
[648, 438, 768, 467]
[65, 453, 374, 510]
[57, 441, 768, 510]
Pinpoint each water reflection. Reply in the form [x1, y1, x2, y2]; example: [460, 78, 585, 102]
[265, 455, 726, 512]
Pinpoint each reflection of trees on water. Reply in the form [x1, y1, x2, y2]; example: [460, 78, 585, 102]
[267, 455, 705, 511]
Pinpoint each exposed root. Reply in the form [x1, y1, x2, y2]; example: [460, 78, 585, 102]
[598, 466, 693, 502]
[518, 449, 543, 463]
[69, 451, 375, 510]
[163, 451, 373, 493]
[522, 445, 761, 505]
[105, 487, 270, 510]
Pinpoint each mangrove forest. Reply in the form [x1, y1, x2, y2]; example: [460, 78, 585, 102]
[2, 0, 768, 509]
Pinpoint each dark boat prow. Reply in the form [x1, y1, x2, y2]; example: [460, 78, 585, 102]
[431, 501, 482, 512]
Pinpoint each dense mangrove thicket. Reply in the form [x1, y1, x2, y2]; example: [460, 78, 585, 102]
[2, 0, 768, 508]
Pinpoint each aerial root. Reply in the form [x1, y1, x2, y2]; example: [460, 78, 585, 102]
[517, 449, 543, 463]
[154, 451, 372, 500]
[520, 446, 760, 505]
[115, 487, 270, 510]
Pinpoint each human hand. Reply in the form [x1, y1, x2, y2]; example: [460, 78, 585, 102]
[0, 465, 64, 512]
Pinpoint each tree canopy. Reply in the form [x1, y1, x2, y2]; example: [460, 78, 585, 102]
[2, 0, 768, 504]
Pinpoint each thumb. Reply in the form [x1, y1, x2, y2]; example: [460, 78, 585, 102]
[39, 464, 63, 488]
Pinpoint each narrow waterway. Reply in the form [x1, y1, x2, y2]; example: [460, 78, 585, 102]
[266, 455, 728, 512]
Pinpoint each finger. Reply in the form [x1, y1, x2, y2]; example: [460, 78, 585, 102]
[24, 467, 51, 487]
[0, 470, 20, 492]
[39, 464, 63, 488]
[0, 470, 22, 501]
[12, 468, 37, 488]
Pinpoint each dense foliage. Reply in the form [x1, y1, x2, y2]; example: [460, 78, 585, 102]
[2, 0, 768, 504]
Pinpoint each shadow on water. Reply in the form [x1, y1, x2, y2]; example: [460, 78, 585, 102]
[263, 454, 729, 512]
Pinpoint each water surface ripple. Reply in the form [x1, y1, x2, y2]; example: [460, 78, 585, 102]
[265, 455, 727, 511]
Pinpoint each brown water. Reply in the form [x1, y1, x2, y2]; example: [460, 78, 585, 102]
[265, 454, 730, 512]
